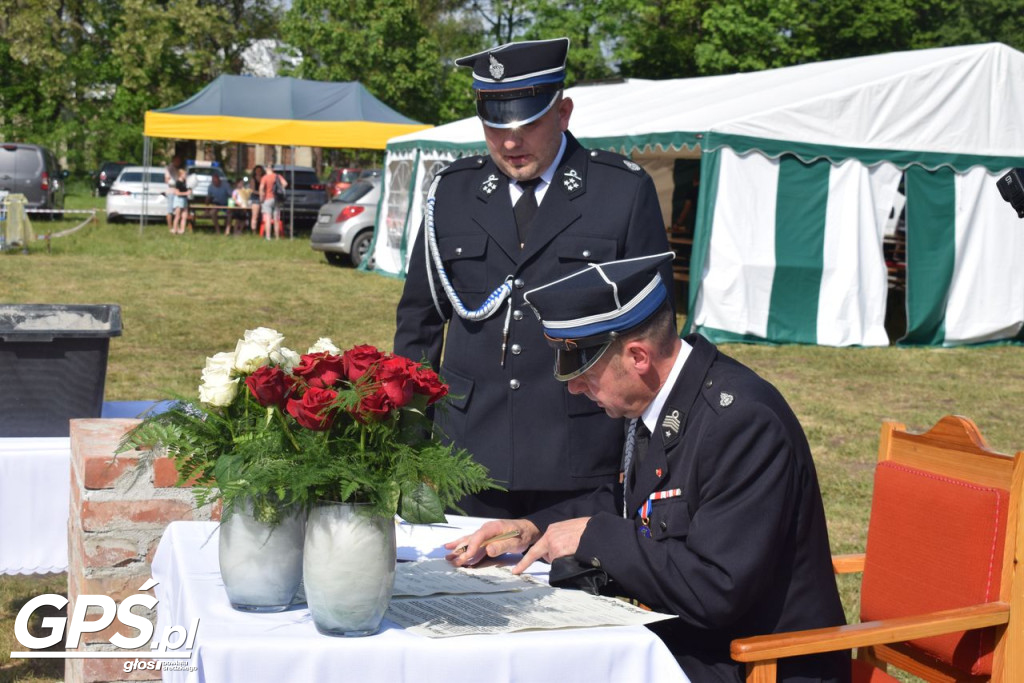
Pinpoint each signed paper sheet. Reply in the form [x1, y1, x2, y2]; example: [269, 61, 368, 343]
[387, 560, 675, 638]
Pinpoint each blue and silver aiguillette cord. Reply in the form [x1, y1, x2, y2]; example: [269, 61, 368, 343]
[424, 174, 516, 365]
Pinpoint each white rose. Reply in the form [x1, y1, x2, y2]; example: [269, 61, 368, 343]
[273, 346, 301, 371]
[245, 327, 286, 349]
[198, 372, 239, 407]
[308, 337, 340, 355]
[203, 351, 235, 376]
[232, 328, 285, 373]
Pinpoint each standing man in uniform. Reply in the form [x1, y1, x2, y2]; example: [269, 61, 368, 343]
[394, 38, 674, 518]
[447, 253, 849, 683]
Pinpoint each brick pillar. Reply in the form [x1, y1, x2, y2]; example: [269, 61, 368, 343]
[67, 419, 218, 683]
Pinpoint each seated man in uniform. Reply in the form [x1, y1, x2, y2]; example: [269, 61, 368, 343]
[447, 252, 849, 683]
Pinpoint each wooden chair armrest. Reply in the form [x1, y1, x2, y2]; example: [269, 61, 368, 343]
[731, 602, 1009, 662]
[831, 553, 864, 574]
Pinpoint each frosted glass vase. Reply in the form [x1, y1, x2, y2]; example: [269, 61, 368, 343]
[303, 501, 396, 636]
[218, 500, 305, 613]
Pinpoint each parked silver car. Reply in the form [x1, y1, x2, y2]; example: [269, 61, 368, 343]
[310, 177, 380, 268]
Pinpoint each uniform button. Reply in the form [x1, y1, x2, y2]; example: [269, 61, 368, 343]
[590, 557, 602, 568]
[582, 249, 591, 258]
[455, 247, 463, 255]
[512, 309, 523, 321]
[705, 379, 713, 388]
[513, 278, 525, 289]
[660, 521, 668, 531]
[509, 379, 520, 390]
[590, 150, 598, 157]
[476, 158, 484, 165]
[510, 344, 522, 355]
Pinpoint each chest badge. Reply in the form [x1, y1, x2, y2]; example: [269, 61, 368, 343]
[480, 174, 499, 195]
[720, 392, 734, 407]
[562, 168, 582, 192]
[661, 409, 681, 440]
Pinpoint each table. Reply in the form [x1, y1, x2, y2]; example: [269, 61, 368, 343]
[152, 518, 690, 683]
[187, 204, 251, 232]
[0, 437, 71, 574]
[0, 401, 170, 575]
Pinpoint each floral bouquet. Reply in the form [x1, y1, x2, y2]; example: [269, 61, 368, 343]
[117, 327, 495, 524]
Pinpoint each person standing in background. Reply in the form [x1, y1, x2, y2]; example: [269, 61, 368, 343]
[249, 165, 265, 234]
[258, 166, 286, 240]
[394, 38, 674, 518]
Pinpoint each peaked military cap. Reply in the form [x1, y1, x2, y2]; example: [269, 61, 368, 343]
[455, 37, 569, 129]
[524, 252, 675, 381]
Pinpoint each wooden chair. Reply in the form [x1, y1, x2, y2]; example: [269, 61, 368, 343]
[731, 415, 1023, 682]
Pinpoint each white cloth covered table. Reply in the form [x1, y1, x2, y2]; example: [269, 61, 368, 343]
[152, 518, 690, 683]
[0, 437, 70, 574]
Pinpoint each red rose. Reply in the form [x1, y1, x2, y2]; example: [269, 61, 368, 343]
[342, 345, 385, 383]
[286, 386, 339, 431]
[245, 366, 295, 409]
[356, 388, 393, 422]
[292, 352, 346, 389]
[409, 364, 448, 405]
[376, 356, 415, 408]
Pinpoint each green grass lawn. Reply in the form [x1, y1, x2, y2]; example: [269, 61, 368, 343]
[2, 191, 1022, 682]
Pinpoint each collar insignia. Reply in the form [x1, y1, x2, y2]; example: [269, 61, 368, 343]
[480, 173, 499, 195]
[489, 54, 505, 80]
[719, 392, 734, 408]
[562, 168, 582, 192]
[661, 409, 681, 440]
[623, 160, 642, 172]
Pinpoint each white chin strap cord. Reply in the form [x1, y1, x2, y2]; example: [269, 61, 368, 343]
[424, 174, 515, 365]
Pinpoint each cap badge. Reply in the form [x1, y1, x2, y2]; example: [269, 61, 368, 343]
[719, 392, 734, 408]
[480, 173, 499, 195]
[661, 409, 681, 439]
[488, 54, 505, 80]
[562, 168, 582, 192]
[623, 160, 642, 172]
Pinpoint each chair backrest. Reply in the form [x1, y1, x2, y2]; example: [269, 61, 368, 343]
[858, 415, 1023, 681]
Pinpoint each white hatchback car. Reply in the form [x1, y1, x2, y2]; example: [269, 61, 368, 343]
[105, 166, 168, 222]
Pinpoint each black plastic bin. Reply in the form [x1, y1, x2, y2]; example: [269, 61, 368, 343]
[0, 304, 123, 437]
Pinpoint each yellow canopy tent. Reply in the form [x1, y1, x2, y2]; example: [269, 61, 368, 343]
[144, 75, 431, 148]
[139, 75, 431, 234]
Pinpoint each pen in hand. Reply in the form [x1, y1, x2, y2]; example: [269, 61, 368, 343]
[452, 529, 522, 556]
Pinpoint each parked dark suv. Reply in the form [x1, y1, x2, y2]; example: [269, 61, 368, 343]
[0, 142, 68, 217]
[93, 161, 132, 197]
[270, 165, 327, 230]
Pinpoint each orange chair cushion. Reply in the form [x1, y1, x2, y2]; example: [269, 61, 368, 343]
[850, 659, 899, 683]
[860, 461, 1008, 676]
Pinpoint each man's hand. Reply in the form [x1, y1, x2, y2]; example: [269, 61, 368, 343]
[444, 519, 539, 567]
[511, 517, 590, 574]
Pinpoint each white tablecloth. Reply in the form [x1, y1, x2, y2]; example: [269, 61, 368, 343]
[0, 401, 170, 575]
[152, 518, 690, 683]
[0, 437, 70, 574]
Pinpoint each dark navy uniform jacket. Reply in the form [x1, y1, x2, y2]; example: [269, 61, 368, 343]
[394, 132, 673, 492]
[528, 335, 850, 683]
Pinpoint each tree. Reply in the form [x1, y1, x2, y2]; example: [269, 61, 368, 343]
[522, 0, 617, 84]
[694, 0, 819, 74]
[281, 0, 451, 125]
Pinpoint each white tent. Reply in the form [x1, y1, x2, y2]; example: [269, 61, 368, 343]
[375, 43, 1024, 346]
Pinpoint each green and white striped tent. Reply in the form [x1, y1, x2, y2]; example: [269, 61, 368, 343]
[376, 42, 1024, 346]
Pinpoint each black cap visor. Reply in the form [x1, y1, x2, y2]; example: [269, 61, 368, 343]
[476, 88, 560, 128]
[550, 336, 617, 382]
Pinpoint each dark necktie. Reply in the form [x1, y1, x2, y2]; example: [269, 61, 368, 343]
[634, 420, 651, 467]
[514, 178, 541, 247]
